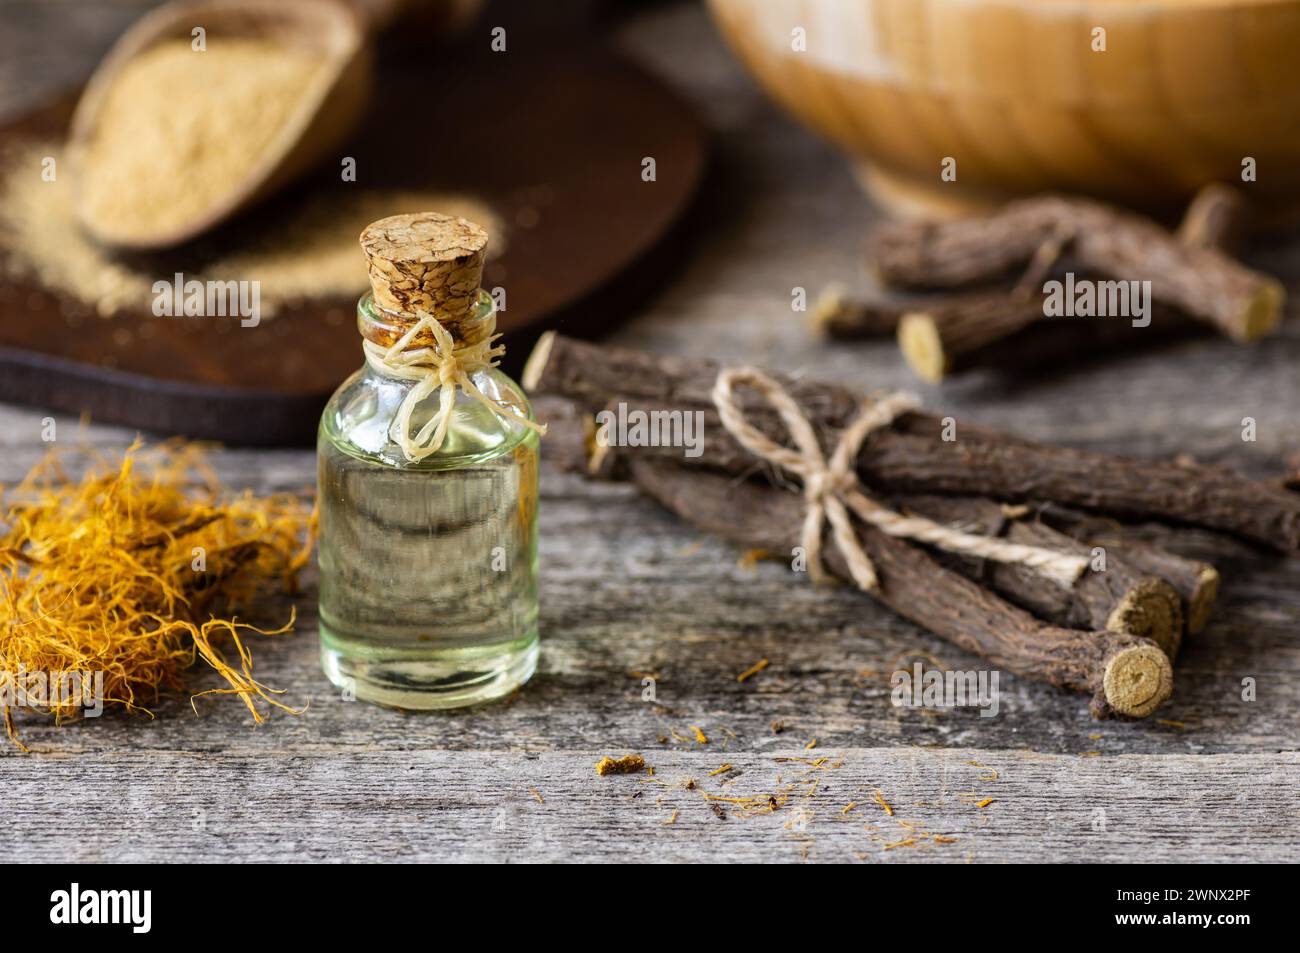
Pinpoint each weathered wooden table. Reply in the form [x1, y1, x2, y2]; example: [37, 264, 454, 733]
[2, 1, 1297, 863]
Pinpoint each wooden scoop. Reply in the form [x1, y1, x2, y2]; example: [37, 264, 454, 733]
[68, 0, 375, 251]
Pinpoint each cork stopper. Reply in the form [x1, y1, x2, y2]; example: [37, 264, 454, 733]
[359, 212, 489, 342]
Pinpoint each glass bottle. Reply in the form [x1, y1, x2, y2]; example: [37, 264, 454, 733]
[317, 213, 541, 709]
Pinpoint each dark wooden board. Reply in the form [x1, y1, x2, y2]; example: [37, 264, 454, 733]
[0, 41, 706, 445]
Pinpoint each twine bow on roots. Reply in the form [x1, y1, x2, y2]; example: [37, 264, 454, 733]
[363, 310, 545, 462]
[710, 368, 1088, 592]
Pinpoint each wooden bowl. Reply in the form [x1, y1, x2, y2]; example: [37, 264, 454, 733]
[707, 0, 1300, 221]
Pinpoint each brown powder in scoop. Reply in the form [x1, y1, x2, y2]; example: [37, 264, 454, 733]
[76, 39, 324, 244]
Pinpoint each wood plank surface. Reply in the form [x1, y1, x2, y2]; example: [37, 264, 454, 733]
[6, 747, 1295, 863]
[1, 0, 1298, 863]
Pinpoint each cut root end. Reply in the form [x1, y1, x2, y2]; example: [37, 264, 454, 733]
[1186, 566, 1221, 635]
[1106, 579, 1183, 661]
[810, 283, 847, 335]
[521, 329, 556, 391]
[1237, 281, 1284, 341]
[898, 312, 946, 383]
[1102, 643, 1174, 718]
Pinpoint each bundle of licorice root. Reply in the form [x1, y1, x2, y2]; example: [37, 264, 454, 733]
[814, 185, 1285, 383]
[524, 333, 1300, 719]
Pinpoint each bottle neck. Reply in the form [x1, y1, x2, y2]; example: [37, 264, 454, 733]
[357, 288, 496, 356]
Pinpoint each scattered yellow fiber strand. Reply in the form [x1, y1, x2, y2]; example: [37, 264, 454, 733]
[0, 439, 316, 749]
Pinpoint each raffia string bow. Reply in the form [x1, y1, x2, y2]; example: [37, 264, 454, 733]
[710, 368, 1088, 592]
[363, 309, 545, 462]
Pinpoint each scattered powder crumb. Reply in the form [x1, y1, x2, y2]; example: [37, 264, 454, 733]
[594, 754, 646, 776]
[737, 548, 772, 569]
[770, 720, 785, 734]
[805, 738, 818, 750]
[690, 725, 708, 744]
[1087, 733, 1102, 740]
[1, 142, 149, 316]
[0, 140, 500, 318]
[736, 658, 769, 683]
[684, 779, 697, 790]
[528, 787, 544, 804]
[205, 189, 502, 314]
